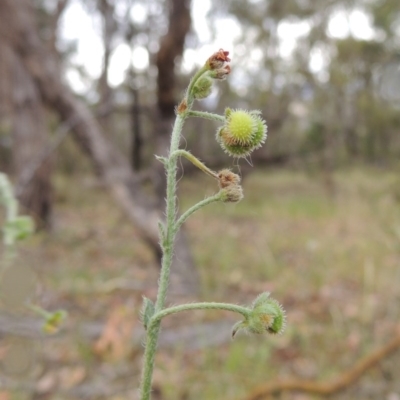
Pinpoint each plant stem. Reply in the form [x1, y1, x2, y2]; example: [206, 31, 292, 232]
[139, 112, 187, 400]
[188, 110, 225, 122]
[152, 302, 250, 324]
[174, 193, 222, 234]
[27, 303, 52, 319]
[171, 150, 219, 180]
[186, 66, 208, 107]
[140, 62, 229, 400]
[155, 113, 186, 312]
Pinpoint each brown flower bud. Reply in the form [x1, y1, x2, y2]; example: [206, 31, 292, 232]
[206, 49, 231, 70]
[218, 169, 241, 189]
[217, 169, 243, 203]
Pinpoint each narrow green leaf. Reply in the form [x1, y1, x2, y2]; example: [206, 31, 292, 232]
[140, 297, 155, 330]
[154, 155, 167, 164]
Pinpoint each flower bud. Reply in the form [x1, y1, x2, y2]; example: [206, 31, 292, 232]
[209, 65, 231, 80]
[217, 169, 241, 189]
[220, 185, 243, 203]
[217, 169, 243, 203]
[193, 75, 213, 99]
[232, 292, 286, 338]
[206, 48, 230, 70]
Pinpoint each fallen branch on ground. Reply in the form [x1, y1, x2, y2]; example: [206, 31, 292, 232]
[243, 333, 400, 400]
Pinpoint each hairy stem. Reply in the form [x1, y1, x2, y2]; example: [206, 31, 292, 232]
[174, 193, 222, 234]
[27, 303, 52, 319]
[152, 302, 250, 324]
[155, 114, 186, 312]
[171, 149, 219, 180]
[188, 110, 225, 122]
[139, 112, 187, 400]
[186, 66, 208, 108]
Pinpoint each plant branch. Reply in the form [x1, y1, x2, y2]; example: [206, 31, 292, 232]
[140, 111, 187, 400]
[174, 193, 222, 233]
[186, 66, 208, 107]
[243, 333, 400, 400]
[155, 113, 186, 312]
[188, 110, 225, 122]
[152, 302, 250, 325]
[171, 150, 219, 179]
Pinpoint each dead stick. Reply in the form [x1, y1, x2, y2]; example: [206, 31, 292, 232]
[244, 333, 400, 400]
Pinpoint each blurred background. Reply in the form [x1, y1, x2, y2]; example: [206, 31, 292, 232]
[0, 0, 400, 399]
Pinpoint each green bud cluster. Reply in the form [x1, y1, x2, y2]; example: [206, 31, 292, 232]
[216, 109, 267, 158]
[232, 292, 286, 338]
[193, 75, 214, 100]
[191, 50, 231, 101]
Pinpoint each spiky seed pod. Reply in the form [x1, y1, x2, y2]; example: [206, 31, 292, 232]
[232, 292, 286, 338]
[216, 128, 255, 158]
[249, 114, 268, 150]
[226, 110, 257, 145]
[249, 292, 286, 335]
[216, 109, 268, 158]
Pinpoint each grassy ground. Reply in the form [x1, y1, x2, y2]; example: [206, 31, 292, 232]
[3, 166, 400, 400]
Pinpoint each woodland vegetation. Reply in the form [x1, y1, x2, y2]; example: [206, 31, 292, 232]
[0, 0, 400, 399]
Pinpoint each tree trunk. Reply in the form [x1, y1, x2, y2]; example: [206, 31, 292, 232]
[97, 0, 115, 132]
[153, 0, 192, 204]
[130, 83, 143, 171]
[0, 41, 53, 229]
[0, 0, 199, 297]
[0, 42, 13, 171]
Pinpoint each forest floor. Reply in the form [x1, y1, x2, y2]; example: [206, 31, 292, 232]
[2, 166, 400, 400]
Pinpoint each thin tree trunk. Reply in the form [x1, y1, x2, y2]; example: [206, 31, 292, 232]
[130, 83, 143, 171]
[0, 42, 13, 172]
[0, 41, 53, 229]
[97, 0, 115, 132]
